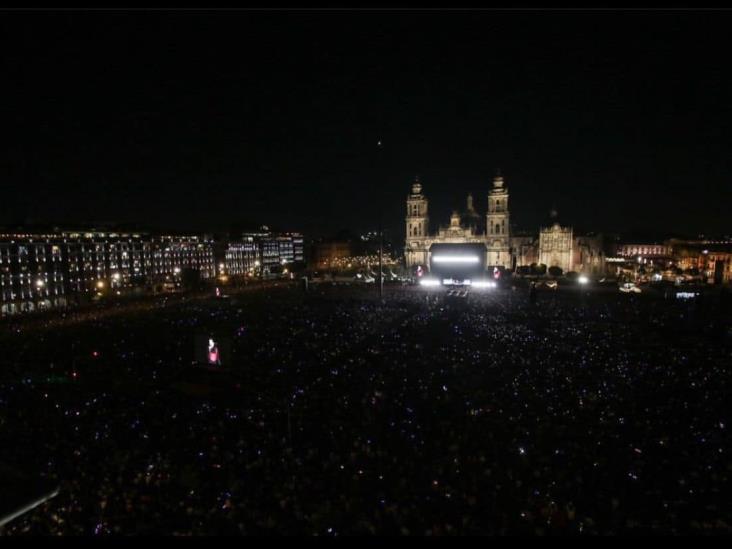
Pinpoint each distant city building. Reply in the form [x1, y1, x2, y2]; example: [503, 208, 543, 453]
[216, 237, 259, 277]
[241, 227, 305, 274]
[1, 226, 305, 316]
[600, 238, 732, 284]
[290, 233, 305, 263]
[617, 243, 672, 259]
[668, 238, 732, 284]
[1, 230, 214, 315]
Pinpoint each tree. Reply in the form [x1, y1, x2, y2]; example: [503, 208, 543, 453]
[548, 265, 563, 277]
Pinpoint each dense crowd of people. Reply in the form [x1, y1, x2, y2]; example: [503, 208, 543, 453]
[0, 282, 730, 535]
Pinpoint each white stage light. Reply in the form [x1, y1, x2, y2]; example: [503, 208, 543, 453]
[442, 279, 472, 286]
[471, 281, 496, 289]
[578, 275, 589, 284]
[432, 255, 480, 264]
[419, 278, 440, 287]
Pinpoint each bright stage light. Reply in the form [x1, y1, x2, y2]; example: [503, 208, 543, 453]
[432, 255, 480, 264]
[419, 278, 440, 287]
[443, 278, 471, 286]
[578, 275, 589, 285]
[471, 280, 496, 289]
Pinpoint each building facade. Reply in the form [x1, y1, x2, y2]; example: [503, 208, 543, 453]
[405, 175, 512, 270]
[241, 228, 305, 274]
[668, 238, 732, 284]
[617, 243, 672, 259]
[485, 174, 511, 267]
[1, 227, 307, 316]
[404, 173, 606, 275]
[0, 230, 217, 315]
[217, 237, 259, 277]
[539, 223, 573, 273]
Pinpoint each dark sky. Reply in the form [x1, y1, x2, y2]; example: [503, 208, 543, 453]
[1, 10, 730, 239]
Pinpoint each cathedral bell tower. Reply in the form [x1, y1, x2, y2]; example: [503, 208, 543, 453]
[405, 177, 429, 268]
[486, 170, 510, 267]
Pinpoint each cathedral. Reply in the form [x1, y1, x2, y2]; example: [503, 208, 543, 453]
[404, 173, 606, 275]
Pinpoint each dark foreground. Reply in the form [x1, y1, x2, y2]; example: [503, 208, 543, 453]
[0, 284, 730, 535]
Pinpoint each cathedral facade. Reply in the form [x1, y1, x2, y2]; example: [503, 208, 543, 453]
[404, 173, 607, 275]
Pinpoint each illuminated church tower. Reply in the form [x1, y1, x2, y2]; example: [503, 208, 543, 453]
[405, 176, 430, 267]
[486, 171, 511, 268]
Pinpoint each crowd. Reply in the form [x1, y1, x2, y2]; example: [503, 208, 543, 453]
[0, 283, 730, 535]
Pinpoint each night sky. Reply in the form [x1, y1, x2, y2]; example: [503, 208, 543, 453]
[1, 10, 730, 240]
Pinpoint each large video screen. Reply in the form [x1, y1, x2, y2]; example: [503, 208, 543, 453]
[429, 243, 487, 280]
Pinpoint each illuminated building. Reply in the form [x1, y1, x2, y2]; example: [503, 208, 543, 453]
[602, 239, 732, 284]
[219, 237, 259, 277]
[1, 230, 215, 315]
[276, 236, 294, 264]
[539, 223, 574, 273]
[290, 233, 304, 263]
[668, 238, 732, 284]
[405, 175, 509, 269]
[617, 243, 672, 259]
[404, 174, 606, 275]
[240, 228, 306, 274]
[0, 235, 67, 314]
